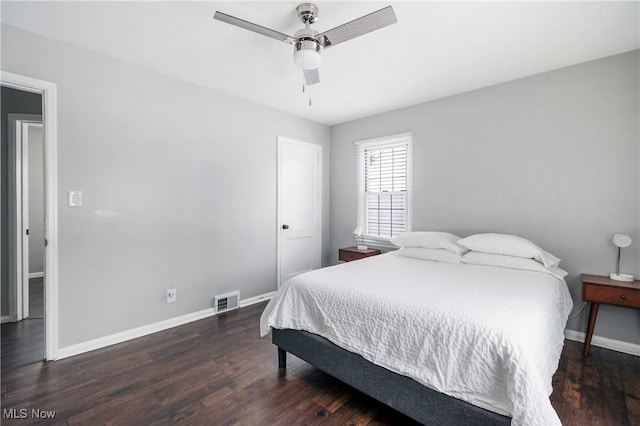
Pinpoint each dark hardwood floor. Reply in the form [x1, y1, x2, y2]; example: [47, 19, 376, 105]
[1, 301, 639, 425]
[1, 278, 45, 370]
[28, 278, 44, 319]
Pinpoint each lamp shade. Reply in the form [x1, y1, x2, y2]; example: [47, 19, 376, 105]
[353, 226, 366, 250]
[293, 48, 321, 70]
[612, 233, 632, 248]
[610, 233, 634, 282]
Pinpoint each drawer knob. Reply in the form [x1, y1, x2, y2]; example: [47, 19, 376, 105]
[621, 294, 627, 300]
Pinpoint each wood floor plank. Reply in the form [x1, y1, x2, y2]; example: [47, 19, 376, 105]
[626, 395, 640, 424]
[2, 301, 639, 425]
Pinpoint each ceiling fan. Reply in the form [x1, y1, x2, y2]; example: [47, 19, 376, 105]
[213, 3, 397, 86]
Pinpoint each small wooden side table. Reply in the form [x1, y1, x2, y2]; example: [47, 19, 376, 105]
[582, 274, 640, 356]
[339, 246, 381, 262]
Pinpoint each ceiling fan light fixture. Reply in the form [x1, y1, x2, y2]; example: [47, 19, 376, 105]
[294, 38, 322, 70]
[214, 3, 397, 86]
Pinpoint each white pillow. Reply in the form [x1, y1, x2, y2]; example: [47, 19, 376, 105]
[390, 232, 468, 255]
[461, 252, 568, 280]
[457, 233, 560, 268]
[395, 247, 462, 264]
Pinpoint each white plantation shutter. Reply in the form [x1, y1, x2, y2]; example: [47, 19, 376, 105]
[356, 133, 412, 243]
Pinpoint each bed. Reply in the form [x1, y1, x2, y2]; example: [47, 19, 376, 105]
[260, 233, 573, 426]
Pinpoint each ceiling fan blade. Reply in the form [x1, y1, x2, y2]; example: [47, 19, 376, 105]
[214, 11, 295, 44]
[303, 68, 320, 86]
[317, 6, 397, 48]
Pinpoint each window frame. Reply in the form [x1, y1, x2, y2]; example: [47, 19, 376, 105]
[355, 132, 413, 248]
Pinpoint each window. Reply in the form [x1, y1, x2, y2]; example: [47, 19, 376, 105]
[356, 133, 412, 244]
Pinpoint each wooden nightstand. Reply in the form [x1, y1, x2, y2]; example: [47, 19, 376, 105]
[582, 274, 640, 356]
[339, 246, 381, 262]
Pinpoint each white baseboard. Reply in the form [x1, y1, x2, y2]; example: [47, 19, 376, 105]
[1, 315, 11, 324]
[29, 272, 44, 279]
[239, 291, 276, 308]
[564, 329, 640, 356]
[55, 291, 275, 360]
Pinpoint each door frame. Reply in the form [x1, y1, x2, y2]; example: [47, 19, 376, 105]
[276, 136, 322, 288]
[2, 71, 59, 360]
[8, 116, 42, 321]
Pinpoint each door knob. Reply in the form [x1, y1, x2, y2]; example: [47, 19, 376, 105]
[282, 224, 289, 230]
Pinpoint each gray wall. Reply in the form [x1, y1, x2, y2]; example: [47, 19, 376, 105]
[330, 51, 640, 346]
[0, 86, 42, 316]
[28, 124, 45, 274]
[1, 24, 330, 347]
[2, 21, 638, 351]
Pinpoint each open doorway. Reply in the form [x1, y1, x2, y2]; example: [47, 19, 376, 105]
[1, 86, 45, 368]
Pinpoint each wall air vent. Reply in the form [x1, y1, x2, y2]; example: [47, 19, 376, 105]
[214, 291, 240, 314]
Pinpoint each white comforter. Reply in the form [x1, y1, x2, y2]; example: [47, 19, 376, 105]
[260, 252, 573, 426]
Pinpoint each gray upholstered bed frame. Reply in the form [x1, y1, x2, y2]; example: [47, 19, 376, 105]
[272, 328, 511, 425]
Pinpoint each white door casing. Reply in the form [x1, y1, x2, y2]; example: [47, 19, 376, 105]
[2, 71, 59, 360]
[277, 136, 321, 288]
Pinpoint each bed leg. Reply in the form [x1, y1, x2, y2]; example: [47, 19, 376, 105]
[278, 347, 287, 369]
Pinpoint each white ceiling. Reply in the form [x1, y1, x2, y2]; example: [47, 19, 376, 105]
[2, 1, 638, 125]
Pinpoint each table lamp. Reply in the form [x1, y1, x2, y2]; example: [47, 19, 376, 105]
[609, 233, 634, 282]
[353, 226, 367, 250]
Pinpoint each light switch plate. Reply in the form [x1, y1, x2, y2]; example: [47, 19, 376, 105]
[68, 190, 83, 207]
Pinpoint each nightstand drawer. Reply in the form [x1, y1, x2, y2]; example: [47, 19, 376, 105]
[583, 284, 640, 308]
[339, 250, 364, 262]
[338, 247, 381, 262]
[581, 274, 640, 356]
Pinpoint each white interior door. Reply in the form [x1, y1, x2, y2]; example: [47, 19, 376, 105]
[277, 137, 321, 288]
[8, 118, 44, 321]
[20, 121, 32, 319]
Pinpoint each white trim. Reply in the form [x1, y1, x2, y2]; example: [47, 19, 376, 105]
[55, 292, 276, 360]
[1, 71, 59, 361]
[564, 329, 640, 356]
[354, 132, 413, 241]
[20, 121, 32, 319]
[354, 132, 414, 148]
[29, 272, 45, 279]
[239, 291, 276, 308]
[1, 316, 10, 324]
[56, 308, 217, 360]
[14, 118, 25, 321]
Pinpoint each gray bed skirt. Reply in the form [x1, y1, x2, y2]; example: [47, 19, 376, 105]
[272, 328, 511, 425]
